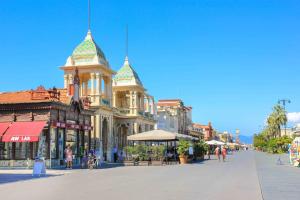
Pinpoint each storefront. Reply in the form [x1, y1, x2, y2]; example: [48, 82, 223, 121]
[0, 86, 94, 168]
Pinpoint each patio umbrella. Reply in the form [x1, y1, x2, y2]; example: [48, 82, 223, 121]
[127, 129, 198, 141]
[205, 140, 225, 145]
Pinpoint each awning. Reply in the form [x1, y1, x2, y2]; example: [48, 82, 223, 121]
[205, 140, 225, 145]
[2, 121, 47, 142]
[127, 129, 198, 141]
[0, 122, 11, 137]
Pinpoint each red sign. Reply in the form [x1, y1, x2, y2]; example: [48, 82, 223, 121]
[8, 136, 39, 142]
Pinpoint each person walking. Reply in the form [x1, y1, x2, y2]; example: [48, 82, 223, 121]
[215, 146, 220, 161]
[65, 145, 73, 169]
[206, 149, 210, 160]
[113, 146, 118, 163]
[221, 146, 227, 162]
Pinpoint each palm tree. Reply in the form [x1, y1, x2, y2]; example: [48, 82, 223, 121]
[267, 104, 287, 138]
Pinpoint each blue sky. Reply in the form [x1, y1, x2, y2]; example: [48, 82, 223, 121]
[1, 0, 300, 136]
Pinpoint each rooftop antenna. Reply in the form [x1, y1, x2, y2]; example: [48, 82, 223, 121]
[126, 24, 128, 58]
[88, 0, 91, 31]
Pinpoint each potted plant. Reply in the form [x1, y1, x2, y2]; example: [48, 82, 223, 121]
[177, 140, 190, 164]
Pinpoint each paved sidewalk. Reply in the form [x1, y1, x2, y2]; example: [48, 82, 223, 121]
[0, 151, 262, 200]
[254, 151, 300, 200]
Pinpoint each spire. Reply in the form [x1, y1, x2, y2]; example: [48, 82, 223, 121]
[125, 24, 128, 58]
[88, 0, 91, 32]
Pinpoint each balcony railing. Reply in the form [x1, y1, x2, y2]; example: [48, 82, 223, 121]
[119, 108, 130, 114]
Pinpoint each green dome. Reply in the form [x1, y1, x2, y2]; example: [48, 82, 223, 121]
[71, 31, 107, 64]
[114, 56, 143, 86]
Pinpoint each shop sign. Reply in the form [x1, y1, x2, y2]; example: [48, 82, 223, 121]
[52, 122, 66, 128]
[9, 136, 38, 142]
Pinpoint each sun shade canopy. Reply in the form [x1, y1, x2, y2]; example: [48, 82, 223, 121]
[2, 121, 47, 142]
[127, 129, 198, 141]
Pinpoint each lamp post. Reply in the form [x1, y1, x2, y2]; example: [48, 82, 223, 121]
[278, 99, 291, 136]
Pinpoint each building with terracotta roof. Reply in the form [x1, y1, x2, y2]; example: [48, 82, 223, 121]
[193, 122, 214, 141]
[0, 80, 94, 168]
[156, 99, 192, 135]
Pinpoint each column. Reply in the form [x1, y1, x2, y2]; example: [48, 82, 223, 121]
[68, 74, 73, 84]
[95, 73, 100, 94]
[64, 74, 68, 88]
[145, 96, 150, 112]
[95, 73, 100, 104]
[91, 116, 95, 149]
[109, 79, 113, 102]
[95, 114, 100, 152]
[84, 81, 88, 96]
[113, 91, 116, 107]
[141, 94, 145, 112]
[129, 91, 133, 115]
[151, 97, 155, 114]
[90, 73, 95, 102]
[107, 116, 113, 162]
[134, 91, 138, 115]
[80, 80, 83, 97]
[99, 74, 102, 95]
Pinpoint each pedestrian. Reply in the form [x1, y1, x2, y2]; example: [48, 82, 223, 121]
[215, 146, 220, 161]
[221, 146, 227, 162]
[65, 145, 73, 169]
[113, 146, 118, 163]
[206, 149, 210, 160]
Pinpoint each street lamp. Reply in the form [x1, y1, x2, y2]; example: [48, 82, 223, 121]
[278, 99, 291, 136]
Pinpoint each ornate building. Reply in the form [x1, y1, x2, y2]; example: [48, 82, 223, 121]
[112, 56, 156, 151]
[60, 30, 156, 161]
[60, 30, 115, 161]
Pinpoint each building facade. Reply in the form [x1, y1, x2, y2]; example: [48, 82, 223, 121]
[112, 56, 156, 151]
[0, 86, 93, 167]
[156, 99, 192, 135]
[60, 30, 156, 161]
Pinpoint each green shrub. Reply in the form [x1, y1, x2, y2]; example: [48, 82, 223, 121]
[177, 140, 190, 156]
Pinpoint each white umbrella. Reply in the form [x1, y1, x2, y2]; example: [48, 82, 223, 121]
[127, 129, 198, 141]
[205, 140, 225, 145]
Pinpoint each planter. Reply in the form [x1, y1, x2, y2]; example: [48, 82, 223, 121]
[179, 155, 188, 164]
[151, 160, 163, 166]
[139, 161, 150, 166]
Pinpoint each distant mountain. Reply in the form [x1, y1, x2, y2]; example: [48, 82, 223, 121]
[238, 135, 253, 144]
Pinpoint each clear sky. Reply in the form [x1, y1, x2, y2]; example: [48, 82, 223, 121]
[1, 0, 300, 136]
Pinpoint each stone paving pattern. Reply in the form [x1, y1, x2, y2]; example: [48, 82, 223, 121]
[0, 151, 299, 200]
[255, 151, 300, 200]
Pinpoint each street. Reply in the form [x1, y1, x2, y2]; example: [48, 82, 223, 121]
[0, 151, 266, 200]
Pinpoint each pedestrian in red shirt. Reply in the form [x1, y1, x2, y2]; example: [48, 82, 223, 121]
[221, 146, 227, 162]
[215, 147, 220, 161]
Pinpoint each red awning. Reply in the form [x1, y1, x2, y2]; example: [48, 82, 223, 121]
[0, 122, 11, 137]
[2, 121, 47, 142]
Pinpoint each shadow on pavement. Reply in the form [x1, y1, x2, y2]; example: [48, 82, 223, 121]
[0, 173, 60, 185]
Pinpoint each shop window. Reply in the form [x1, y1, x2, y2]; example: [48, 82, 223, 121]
[0, 142, 8, 159]
[58, 129, 64, 160]
[15, 142, 28, 159]
[50, 128, 57, 159]
[66, 129, 77, 155]
[37, 130, 49, 158]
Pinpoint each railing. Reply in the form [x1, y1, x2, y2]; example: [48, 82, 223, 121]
[138, 111, 144, 116]
[119, 108, 130, 114]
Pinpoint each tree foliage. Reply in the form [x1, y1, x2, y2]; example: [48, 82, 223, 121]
[253, 104, 291, 154]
